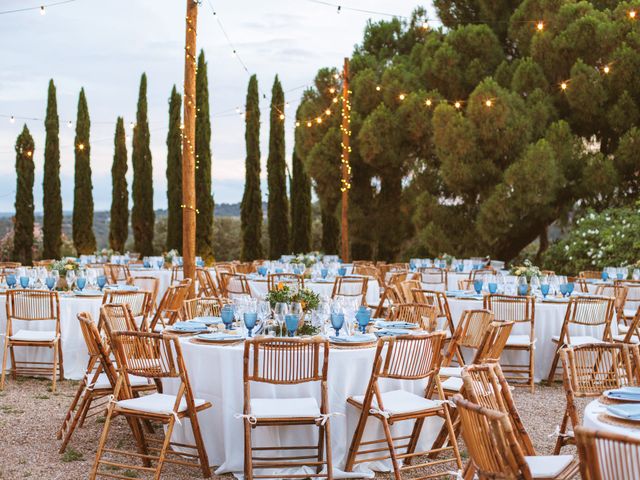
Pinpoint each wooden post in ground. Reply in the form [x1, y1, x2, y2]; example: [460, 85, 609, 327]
[182, 0, 198, 292]
[340, 57, 351, 263]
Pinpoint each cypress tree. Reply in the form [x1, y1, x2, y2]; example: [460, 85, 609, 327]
[131, 73, 155, 255]
[72, 88, 97, 254]
[42, 79, 62, 259]
[13, 125, 35, 265]
[109, 117, 128, 252]
[166, 86, 183, 252]
[240, 74, 263, 261]
[267, 75, 289, 258]
[195, 50, 215, 259]
[290, 115, 312, 253]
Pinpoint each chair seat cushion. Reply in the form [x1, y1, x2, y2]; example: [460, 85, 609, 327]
[93, 373, 152, 390]
[10, 329, 58, 342]
[250, 397, 320, 419]
[624, 308, 637, 318]
[612, 333, 639, 344]
[524, 454, 574, 478]
[351, 389, 442, 415]
[439, 366, 462, 378]
[506, 334, 532, 347]
[551, 335, 603, 346]
[618, 323, 629, 334]
[441, 377, 463, 392]
[116, 393, 206, 414]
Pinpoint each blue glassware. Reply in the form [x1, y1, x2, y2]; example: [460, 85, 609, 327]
[143, 260, 151, 268]
[601, 272, 609, 281]
[355, 307, 371, 334]
[243, 312, 258, 337]
[518, 284, 528, 296]
[275, 268, 284, 274]
[76, 277, 87, 291]
[257, 266, 267, 277]
[19, 276, 29, 289]
[566, 282, 574, 296]
[559, 283, 568, 297]
[196, 259, 205, 267]
[330, 313, 345, 336]
[97, 275, 107, 290]
[617, 273, 624, 280]
[409, 259, 416, 271]
[285, 314, 300, 337]
[540, 284, 550, 298]
[488, 283, 498, 294]
[6, 274, 16, 288]
[338, 267, 347, 277]
[457, 263, 464, 272]
[321, 268, 328, 279]
[45, 276, 56, 291]
[221, 307, 234, 330]
[473, 280, 483, 294]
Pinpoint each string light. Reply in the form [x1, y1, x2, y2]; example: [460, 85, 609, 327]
[67, 120, 72, 128]
[398, 93, 406, 101]
[603, 65, 610, 74]
[560, 81, 568, 91]
[129, 121, 135, 129]
[333, 73, 340, 80]
[536, 21, 544, 31]
[307, 121, 312, 127]
[10, 116, 15, 124]
[295, 121, 301, 127]
[425, 99, 432, 107]
[340, 86, 352, 192]
[279, 113, 285, 120]
[485, 99, 493, 107]
[26, 151, 32, 157]
[78, 143, 84, 150]
[332, 97, 338, 103]
[180, 123, 185, 130]
[375, 85, 381, 91]
[421, 21, 429, 29]
[325, 108, 331, 115]
[454, 101, 461, 109]
[0, 0, 76, 16]
[316, 117, 322, 124]
[329, 87, 336, 94]
[40, 6, 46, 15]
[629, 10, 637, 19]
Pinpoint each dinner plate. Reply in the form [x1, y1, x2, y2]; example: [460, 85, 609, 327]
[605, 404, 640, 422]
[193, 332, 244, 344]
[604, 389, 640, 403]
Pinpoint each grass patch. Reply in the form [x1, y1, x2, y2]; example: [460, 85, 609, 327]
[61, 447, 84, 462]
[34, 394, 50, 400]
[122, 470, 139, 478]
[0, 405, 24, 414]
[96, 416, 106, 424]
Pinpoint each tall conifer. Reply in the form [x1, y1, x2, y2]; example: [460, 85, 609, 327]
[290, 113, 312, 253]
[13, 125, 35, 265]
[166, 86, 183, 252]
[42, 79, 62, 259]
[109, 117, 128, 252]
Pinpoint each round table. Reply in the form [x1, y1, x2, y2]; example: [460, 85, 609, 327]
[0, 293, 103, 380]
[163, 339, 442, 478]
[128, 268, 173, 302]
[583, 399, 640, 438]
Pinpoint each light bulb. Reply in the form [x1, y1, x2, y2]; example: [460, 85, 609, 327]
[536, 21, 544, 31]
[27, 151, 33, 157]
[78, 143, 85, 150]
[325, 109, 331, 116]
[603, 65, 610, 74]
[279, 113, 285, 120]
[375, 85, 381, 91]
[295, 121, 300, 127]
[329, 87, 336, 94]
[40, 6, 46, 15]
[316, 117, 322, 124]
[130, 121, 135, 129]
[485, 99, 492, 107]
[630, 10, 637, 19]
[180, 123, 185, 130]
[285, 102, 290, 109]
[399, 93, 405, 101]
[306, 121, 312, 127]
[332, 97, 338, 103]
[425, 99, 432, 106]
[560, 82, 568, 90]
[454, 101, 461, 109]
[422, 21, 429, 29]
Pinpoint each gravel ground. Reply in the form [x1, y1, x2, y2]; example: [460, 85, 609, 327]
[0, 377, 581, 479]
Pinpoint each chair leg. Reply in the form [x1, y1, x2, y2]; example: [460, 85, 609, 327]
[381, 417, 402, 480]
[547, 346, 560, 383]
[51, 343, 58, 393]
[554, 407, 571, 455]
[9, 344, 16, 380]
[344, 410, 369, 472]
[529, 346, 535, 393]
[58, 380, 86, 439]
[0, 338, 9, 390]
[404, 417, 425, 465]
[59, 390, 93, 453]
[324, 418, 334, 480]
[442, 404, 463, 469]
[316, 424, 325, 474]
[154, 416, 175, 480]
[244, 420, 254, 480]
[57, 338, 64, 380]
[90, 402, 116, 479]
[189, 411, 211, 478]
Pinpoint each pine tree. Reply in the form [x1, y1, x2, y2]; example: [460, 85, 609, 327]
[131, 73, 155, 255]
[72, 88, 97, 254]
[267, 75, 290, 258]
[166, 86, 183, 252]
[195, 50, 214, 259]
[240, 74, 263, 261]
[42, 79, 62, 259]
[290, 135, 312, 253]
[13, 125, 35, 265]
[109, 117, 128, 252]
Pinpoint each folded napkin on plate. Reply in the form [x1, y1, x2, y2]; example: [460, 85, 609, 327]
[375, 328, 412, 337]
[106, 284, 138, 292]
[446, 290, 466, 296]
[192, 316, 222, 325]
[329, 334, 376, 343]
[171, 321, 208, 332]
[606, 386, 640, 400]
[197, 332, 241, 341]
[375, 320, 416, 329]
[606, 403, 640, 420]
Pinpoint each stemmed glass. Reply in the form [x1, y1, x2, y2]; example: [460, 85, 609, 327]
[221, 304, 235, 330]
[285, 302, 302, 337]
[66, 270, 76, 290]
[530, 275, 540, 296]
[6, 274, 16, 289]
[97, 275, 107, 291]
[273, 302, 288, 337]
[540, 275, 550, 299]
[243, 301, 258, 337]
[517, 276, 528, 296]
[488, 274, 498, 294]
[45, 274, 56, 291]
[473, 279, 483, 295]
[330, 302, 345, 337]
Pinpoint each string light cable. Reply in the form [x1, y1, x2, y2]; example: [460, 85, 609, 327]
[0, 0, 77, 16]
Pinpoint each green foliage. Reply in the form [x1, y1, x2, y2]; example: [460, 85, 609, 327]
[72, 88, 96, 254]
[13, 125, 35, 265]
[166, 85, 183, 252]
[109, 117, 128, 252]
[131, 73, 155, 255]
[290, 128, 312, 253]
[267, 75, 290, 258]
[264, 284, 320, 312]
[195, 51, 215, 260]
[42, 79, 62, 259]
[240, 74, 263, 261]
[543, 205, 640, 274]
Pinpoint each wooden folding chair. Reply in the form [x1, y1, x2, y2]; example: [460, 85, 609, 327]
[214, 263, 236, 287]
[57, 312, 155, 453]
[554, 342, 640, 454]
[615, 280, 640, 325]
[241, 337, 334, 479]
[104, 263, 131, 284]
[373, 284, 402, 318]
[219, 272, 252, 300]
[128, 275, 160, 309]
[575, 426, 640, 480]
[148, 279, 192, 332]
[1, 289, 62, 391]
[90, 331, 211, 479]
[0, 261, 21, 269]
[484, 294, 536, 392]
[613, 306, 640, 344]
[596, 284, 628, 329]
[102, 290, 152, 331]
[352, 265, 378, 278]
[170, 265, 183, 284]
[196, 267, 221, 300]
[547, 296, 615, 382]
[569, 276, 589, 293]
[411, 289, 456, 340]
[344, 333, 462, 479]
[331, 276, 368, 306]
[182, 296, 224, 320]
[441, 309, 494, 368]
[453, 395, 578, 480]
[469, 267, 495, 280]
[457, 279, 475, 290]
[579, 270, 602, 280]
[389, 303, 438, 331]
[416, 267, 447, 292]
[267, 273, 305, 291]
[398, 280, 421, 303]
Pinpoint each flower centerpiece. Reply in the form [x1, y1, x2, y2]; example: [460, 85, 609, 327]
[293, 251, 322, 269]
[265, 284, 321, 336]
[164, 249, 180, 266]
[509, 259, 541, 281]
[49, 258, 81, 290]
[437, 253, 455, 267]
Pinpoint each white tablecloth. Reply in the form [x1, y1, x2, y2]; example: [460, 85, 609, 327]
[0, 294, 102, 380]
[163, 340, 443, 478]
[583, 399, 640, 439]
[129, 268, 173, 302]
[447, 297, 615, 382]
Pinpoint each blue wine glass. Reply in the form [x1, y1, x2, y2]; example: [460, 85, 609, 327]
[617, 273, 624, 280]
[566, 282, 574, 296]
[76, 277, 87, 291]
[19, 276, 29, 289]
[243, 312, 258, 337]
[355, 306, 371, 334]
[221, 306, 234, 330]
[488, 282, 497, 294]
[338, 267, 347, 277]
[559, 283, 568, 297]
[540, 284, 550, 299]
[285, 314, 300, 337]
[330, 313, 345, 337]
[518, 284, 528, 296]
[97, 275, 107, 291]
[601, 271, 609, 281]
[6, 274, 16, 289]
[275, 268, 284, 274]
[473, 280, 483, 294]
[45, 276, 56, 291]
[257, 266, 267, 277]
[321, 268, 328, 279]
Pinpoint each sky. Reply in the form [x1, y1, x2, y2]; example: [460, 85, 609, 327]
[0, 0, 432, 213]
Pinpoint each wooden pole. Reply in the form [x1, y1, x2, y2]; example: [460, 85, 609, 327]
[340, 57, 350, 263]
[182, 0, 198, 290]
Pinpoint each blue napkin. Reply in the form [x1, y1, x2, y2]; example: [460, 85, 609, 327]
[192, 316, 222, 326]
[375, 328, 412, 337]
[106, 284, 138, 292]
[606, 387, 640, 401]
[607, 403, 640, 420]
[171, 321, 208, 332]
[197, 332, 242, 341]
[375, 320, 416, 329]
[446, 290, 466, 297]
[329, 334, 376, 343]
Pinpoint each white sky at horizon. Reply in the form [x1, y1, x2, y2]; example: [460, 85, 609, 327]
[0, 0, 432, 213]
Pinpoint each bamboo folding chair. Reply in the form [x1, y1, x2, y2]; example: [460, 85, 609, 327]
[214, 263, 236, 287]
[580, 270, 602, 280]
[568, 276, 589, 294]
[453, 395, 578, 480]
[383, 271, 408, 290]
[344, 333, 462, 479]
[457, 279, 475, 290]
[596, 284, 628, 329]
[373, 284, 402, 318]
[58, 312, 155, 453]
[613, 306, 640, 344]
[127, 275, 160, 310]
[484, 294, 536, 392]
[1, 289, 62, 391]
[170, 265, 183, 284]
[148, 279, 192, 332]
[398, 280, 421, 303]
[234, 262, 254, 274]
[182, 296, 224, 320]
[575, 426, 640, 480]
[469, 267, 495, 280]
[615, 280, 640, 325]
[104, 263, 131, 284]
[331, 275, 368, 306]
[416, 267, 447, 292]
[219, 272, 252, 300]
[241, 337, 333, 479]
[547, 296, 615, 382]
[102, 290, 152, 330]
[411, 289, 456, 339]
[389, 303, 438, 331]
[352, 265, 378, 278]
[90, 331, 211, 479]
[441, 309, 495, 369]
[554, 342, 640, 454]
[196, 267, 221, 300]
[33, 259, 55, 267]
[267, 273, 305, 291]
